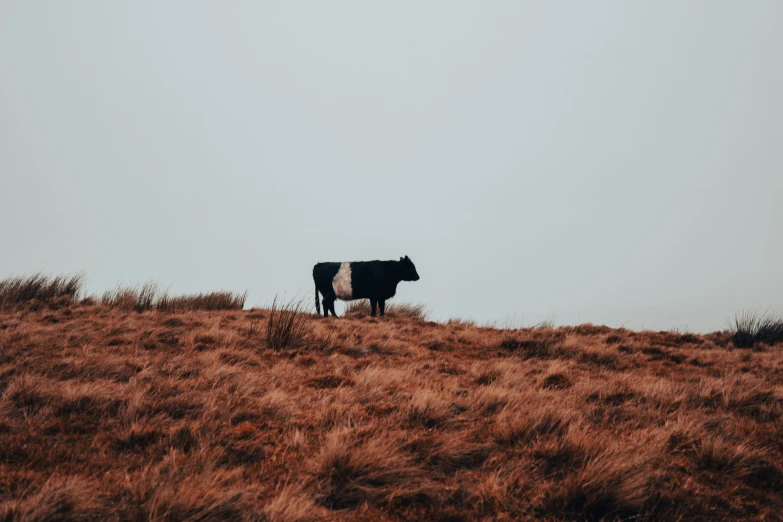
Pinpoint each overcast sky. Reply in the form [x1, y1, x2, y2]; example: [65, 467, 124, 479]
[2, 1, 781, 331]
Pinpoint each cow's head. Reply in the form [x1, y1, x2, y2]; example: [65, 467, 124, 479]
[399, 256, 420, 281]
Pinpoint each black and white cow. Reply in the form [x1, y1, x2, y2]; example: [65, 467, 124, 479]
[313, 256, 420, 317]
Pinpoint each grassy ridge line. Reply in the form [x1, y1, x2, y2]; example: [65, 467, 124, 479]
[0, 273, 246, 313]
[5, 273, 783, 348]
[101, 283, 247, 313]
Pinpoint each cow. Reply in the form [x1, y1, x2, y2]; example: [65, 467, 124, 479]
[313, 256, 420, 317]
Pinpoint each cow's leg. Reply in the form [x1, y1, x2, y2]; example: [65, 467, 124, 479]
[379, 300, 386, 317]
[370, 298, 377, 317]
[322, 295, 334, 318]
[329, 298, 339, 318]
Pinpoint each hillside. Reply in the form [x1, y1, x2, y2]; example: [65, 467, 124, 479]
[0, 300, 782, 521]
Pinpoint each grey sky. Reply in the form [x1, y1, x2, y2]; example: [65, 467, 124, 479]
[2, 1, 781, 331]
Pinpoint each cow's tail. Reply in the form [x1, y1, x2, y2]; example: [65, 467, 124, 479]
[314, 280, 321, 315]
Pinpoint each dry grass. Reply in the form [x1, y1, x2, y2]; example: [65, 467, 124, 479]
[0, 273, 84, 311]
[156, 291, 247, 312]
[344, 300, 429, 319]
[100, 282, 246, 313]
[101, 281, 160, 312]
[0, 299, 781, 520]
[732, 310, 783, 348]
[265, 296, 310, 351]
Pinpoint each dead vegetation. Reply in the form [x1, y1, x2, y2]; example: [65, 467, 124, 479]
[0, 273, 83, 311]
[0, 274, 246, 314]
[731, 310, 783, 348]
[0, 293, 782, 520]
[344, 299, 429, 320]
[265, 296, 310, 351]
[156, 290, 247, 312]
[101, 281, 161, 312]
[101, 281, 246, 312]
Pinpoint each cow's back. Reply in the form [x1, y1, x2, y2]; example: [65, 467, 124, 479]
[350, 261, 397, 300]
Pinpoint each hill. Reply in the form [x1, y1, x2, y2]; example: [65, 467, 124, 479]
[0, 299, 781, 520]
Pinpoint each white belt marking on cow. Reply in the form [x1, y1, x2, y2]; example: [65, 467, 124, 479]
[333, 262, 353, 300]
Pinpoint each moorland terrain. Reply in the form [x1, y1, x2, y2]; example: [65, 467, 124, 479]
[0, 275, 781, 521]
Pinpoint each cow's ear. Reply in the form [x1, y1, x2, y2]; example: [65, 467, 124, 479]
[404, 255, 410, 260]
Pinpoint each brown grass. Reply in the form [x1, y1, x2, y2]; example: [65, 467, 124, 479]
[0, 273, 84, 311]
[0, 300, 781, 520]
[100, 282, 246, 312]
[265, 296, 310, 351]
[101, 281, 160, 312]
[344, 300, 429, 319]
[732, 310, 783, 348]
[156, 291, 247, 312]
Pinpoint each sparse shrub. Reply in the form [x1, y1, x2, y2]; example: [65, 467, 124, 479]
[111, 426, 163, 453]
[157, 291, 246, 312]
[570, 324, 613, 336]
[101, 282, 160, 312]
[263, 488, 325, 522]
[542, 372, 573, 390]
[0, 477, 108, 521]
[407, 390, 452, 428]
[447, 317, 476, 327]
[423, 434, 494, 473]
[578, 349, 621, 369]
[468, 387, 510, 416]
[641, 346, 665, 358]
[117, 465, 251, 522]
[344, 300, 429, 319]
[743, 455, 783, 489]
[169, 426, 198, 453]
[731, 311, 760, 348]
[220, 438, 266, 467]
[541, 448, 650, 520]
[532, 434, 592, 477]
[391, 302, 430, 319]
[266, 297, 310, 351]
[194, 334, 217, 346]
[343, 300, 372, 316]
[586, 382, 639, 407]
[639, 346, 685, 364]
[100, 283, 246, 313]
[693, 437, 754, 473]
[3, 376, 52, 418]
[305, 374, 355, 389]
[727, 389, 781, 422]
[312, 428, 445, 509]
[494, 406, 573, 446]
[475, 370, 500, 386]
[0, 273, 84, 310]
[731, 311, 783, 348]
[499, 329, 565, 358]
[678, 333, 702, 345]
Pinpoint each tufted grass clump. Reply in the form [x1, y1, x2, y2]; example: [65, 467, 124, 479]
[344, 300, 429, 320]
[101, 282, 160, 312]
[0, 273, 84, 310]
[266, 296, 310, 351]
[156, 291, 246, 312]
[731, 311, 783, 348]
